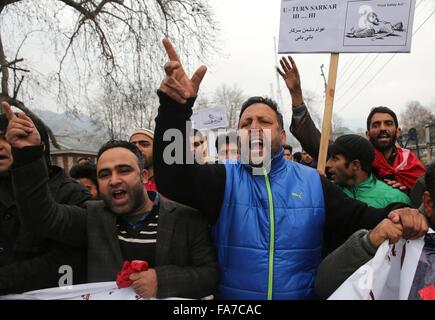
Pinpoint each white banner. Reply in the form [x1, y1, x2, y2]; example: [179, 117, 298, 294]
[0, 282, 190, 300]
[329, 230, 435, 300]
[278, 0, 416, 53]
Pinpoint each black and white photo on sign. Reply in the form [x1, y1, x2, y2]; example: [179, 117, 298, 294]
[344, 0, 413, 46]
[191, 106, 229, 130]
[278, 0, 416, 53]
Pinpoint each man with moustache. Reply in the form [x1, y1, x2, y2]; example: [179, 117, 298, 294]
[129, 128, 157, 192]
[2, 102, 217, 299]
[278, 56, 426, 192]
[153, 38, 427, 300]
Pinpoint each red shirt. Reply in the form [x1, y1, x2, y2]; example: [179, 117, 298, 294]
[144, 176, 157, 192]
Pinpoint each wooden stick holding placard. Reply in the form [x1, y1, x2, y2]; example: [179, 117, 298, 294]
[317, 53, 339, 175]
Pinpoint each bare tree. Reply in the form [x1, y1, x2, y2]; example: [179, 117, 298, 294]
[0, 0, 219, 146]
[332, 113, 344, 134]
[400, 100, 435, 131]
[213, 84, 246, 129]
[303, 89, 322, 128]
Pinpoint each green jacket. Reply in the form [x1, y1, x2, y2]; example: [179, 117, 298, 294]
[341, 174, 411, 208]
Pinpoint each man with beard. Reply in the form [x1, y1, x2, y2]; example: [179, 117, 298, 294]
[153, 38, 427, 300]
[129, 128, 157, 192]
[327, 134, 410, 208]
[366, 106, 425, 192]
[3, 102, 217, 299]
[278, 56, 425, 192]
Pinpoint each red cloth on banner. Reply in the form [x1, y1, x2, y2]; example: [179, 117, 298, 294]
[419, 285, 435, 300]
[144, 176, 157, 192]
[116, 260, 149, 289]
[372, 147, 426, 191]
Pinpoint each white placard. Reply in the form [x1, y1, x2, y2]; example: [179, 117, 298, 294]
[191, 107, 228, 130]
[278, 0, 416, 53]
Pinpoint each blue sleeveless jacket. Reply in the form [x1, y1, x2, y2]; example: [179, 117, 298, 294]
[212, 149, 325, 299]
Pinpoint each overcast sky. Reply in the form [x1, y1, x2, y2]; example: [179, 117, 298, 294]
[7, 0, 435, 134]
[200, 0, 435, 131]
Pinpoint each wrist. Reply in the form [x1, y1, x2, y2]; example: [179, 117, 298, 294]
[367, 229, 383, 249]
[290, 91, 304, 107]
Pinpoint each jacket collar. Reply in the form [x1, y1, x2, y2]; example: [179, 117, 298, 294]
[242, 147, 287, 176]
[353, 174, 376, 190]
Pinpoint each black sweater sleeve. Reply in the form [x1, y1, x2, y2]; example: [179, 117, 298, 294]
[11, 147, 87, 247]
[321, 176, 406, 253]
[154, 91, 226, 224]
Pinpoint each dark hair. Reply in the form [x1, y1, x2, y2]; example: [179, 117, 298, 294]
[238, 96, 284, 130]
[340, 157, 373, 175]
[366, 106, 399, 130]
[293, 152, 302, 163]
[215, 131, 238, 152]
[77, 156, 92, 164]
[97, 140, 145, 171]
[70, 162, 98, 189]
[0, 112, 52, 167]
[193, 129, 203, 140]
[283, 144, 293, 153]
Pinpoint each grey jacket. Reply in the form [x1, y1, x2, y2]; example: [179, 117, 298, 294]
[314, 229, 377, 299]
[11, 150, 217, 299]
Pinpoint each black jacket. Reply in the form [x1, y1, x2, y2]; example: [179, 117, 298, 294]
[0, 165, 90, 294]
[11, 148, 217, 299]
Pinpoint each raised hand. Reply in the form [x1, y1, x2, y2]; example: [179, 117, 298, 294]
[1, 101, 41, 148]
[276, 55, 303, 106]
[159, 38, 207, 104]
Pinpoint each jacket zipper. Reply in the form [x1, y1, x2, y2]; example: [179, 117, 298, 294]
[263, 168, 275, 300]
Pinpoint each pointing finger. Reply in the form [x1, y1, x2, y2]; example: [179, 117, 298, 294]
[1, 102, 16, 121]
[162, 38, 180, 62]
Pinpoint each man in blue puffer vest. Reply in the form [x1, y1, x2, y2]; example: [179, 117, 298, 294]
[153, 38, 428, 300]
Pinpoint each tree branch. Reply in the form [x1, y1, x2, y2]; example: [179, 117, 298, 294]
[0, 31, 9, 96]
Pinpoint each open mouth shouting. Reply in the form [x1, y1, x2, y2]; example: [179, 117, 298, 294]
[111, 189, 128, 206]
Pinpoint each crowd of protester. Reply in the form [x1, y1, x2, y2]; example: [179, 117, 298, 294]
[0, 38, 432, 300]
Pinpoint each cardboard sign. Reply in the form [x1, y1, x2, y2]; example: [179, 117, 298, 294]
[191, 107, 228, 130]
[278, 0, 416, 53]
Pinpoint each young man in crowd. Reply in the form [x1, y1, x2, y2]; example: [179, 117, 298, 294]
[70, 162, 99, 200]
[278, 56, 426, 193]
[215, 131, 239, 161]
[283, 144, 293, 161]
[327, 134, 411, 208]
[3, 102, 217, 299]
[129, 128, 157, 192]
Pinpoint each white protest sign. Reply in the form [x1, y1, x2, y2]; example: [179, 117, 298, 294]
[278, 0, 416, 53]
[191, 106, 228, 130]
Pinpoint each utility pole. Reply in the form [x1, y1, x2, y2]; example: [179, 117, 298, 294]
[274, 37, 284, 107]
[320, 64, 327, 97]
[269, 83, 275, 101]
